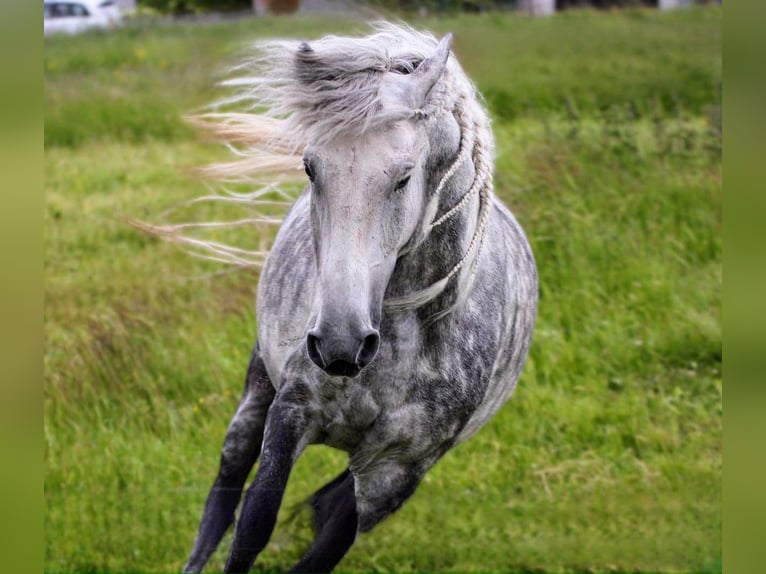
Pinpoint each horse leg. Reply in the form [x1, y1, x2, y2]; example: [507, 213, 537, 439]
[224, 390, 313, 573]
[288, 458, 430, 574]
[183, 344, 275, 573]
[288, 470, 357, 573]
[353, 460, 427, 534]
[308, 468, 352, 534]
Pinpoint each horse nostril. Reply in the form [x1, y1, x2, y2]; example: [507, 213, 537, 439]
[306, 331, 325, 369]
[356, 330, 380, 369]
[307, 328, 379, 376]
[325, 361, 360, 378]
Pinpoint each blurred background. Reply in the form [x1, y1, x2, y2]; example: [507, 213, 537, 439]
[44, 1, 721, 572]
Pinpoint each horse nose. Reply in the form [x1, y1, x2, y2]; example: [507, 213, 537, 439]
[306, 328, 380, 378]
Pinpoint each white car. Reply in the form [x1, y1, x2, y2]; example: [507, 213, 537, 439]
[44, 0, 122, 36]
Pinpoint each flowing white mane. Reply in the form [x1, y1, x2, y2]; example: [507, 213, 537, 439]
[195, 22, 479, 181]
[221, 23, 449, 147]
[138, 23, 495, 316]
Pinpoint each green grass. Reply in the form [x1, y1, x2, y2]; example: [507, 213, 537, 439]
[45, 8, 721, 573]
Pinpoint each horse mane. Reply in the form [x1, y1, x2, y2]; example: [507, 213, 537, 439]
[221, 23, 444, 146]
[137, 22, 495, 317]
[195, 22, 464, 181]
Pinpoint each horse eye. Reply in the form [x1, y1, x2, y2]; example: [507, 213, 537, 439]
[303, 161, 315, 182]
[394, 176, 411, 191]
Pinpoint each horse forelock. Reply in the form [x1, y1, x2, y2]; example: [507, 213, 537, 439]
[215, 23, 474, 148]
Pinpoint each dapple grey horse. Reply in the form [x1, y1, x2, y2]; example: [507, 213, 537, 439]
[183, 23, 537, 573]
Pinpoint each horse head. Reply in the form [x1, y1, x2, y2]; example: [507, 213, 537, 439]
[301, 35, 453, 378]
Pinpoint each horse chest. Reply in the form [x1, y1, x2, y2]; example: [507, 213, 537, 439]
[310, 381, 379, 449]
[309, 346, 466, 454]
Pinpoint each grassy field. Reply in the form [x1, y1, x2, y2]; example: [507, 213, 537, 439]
[44, 7, 721, 573]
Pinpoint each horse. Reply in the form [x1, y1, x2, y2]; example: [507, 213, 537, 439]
[182, 23, 538, 573]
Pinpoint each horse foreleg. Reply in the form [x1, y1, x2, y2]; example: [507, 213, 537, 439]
[183, 344, 275, 573]
[224, 392, 313, 573]
[288, 470, 357, 573]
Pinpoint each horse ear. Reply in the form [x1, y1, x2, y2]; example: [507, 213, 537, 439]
[409, 33, 452, 110]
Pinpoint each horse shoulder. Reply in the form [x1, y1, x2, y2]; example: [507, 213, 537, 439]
[448, 199, 537, 443]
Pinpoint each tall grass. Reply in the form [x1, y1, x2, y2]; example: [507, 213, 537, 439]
[45, 8, 721, 573]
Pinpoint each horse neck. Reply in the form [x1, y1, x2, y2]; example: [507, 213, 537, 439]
[385, 105, 493, 316]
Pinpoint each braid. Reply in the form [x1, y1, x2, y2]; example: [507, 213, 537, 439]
[441, 139, 493, 281]
[402, 95, 474, 256]
[434, 102, 475, 201]
[430, 143, 486, 228]
[385, 94, 494, 317]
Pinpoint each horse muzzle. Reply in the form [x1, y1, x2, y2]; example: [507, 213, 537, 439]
[306, 326, 380, 378]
